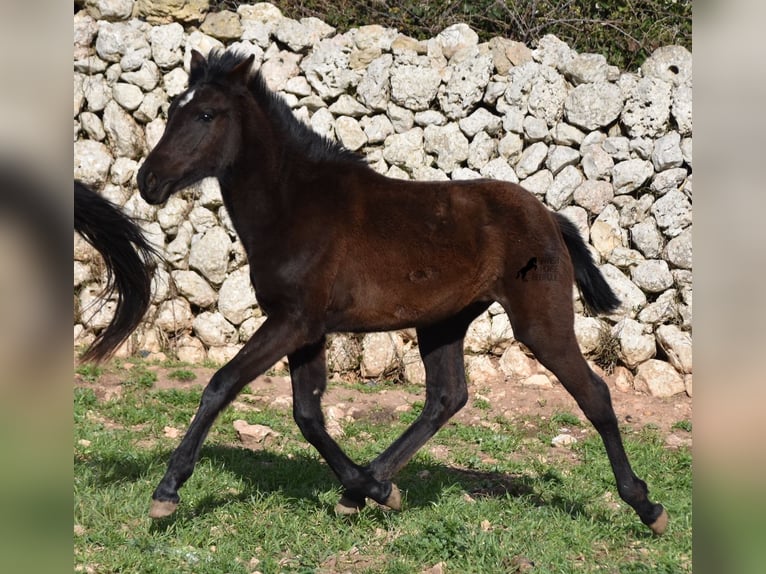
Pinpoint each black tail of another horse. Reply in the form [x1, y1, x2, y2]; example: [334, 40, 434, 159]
[554, 212, 620, 315]
[75, 181, 158, 362]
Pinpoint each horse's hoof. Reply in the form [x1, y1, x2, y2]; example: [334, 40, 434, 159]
[335, 495, 365, 515]
[149, 499, 178, 519]
[383, 483, 401, 511]
[649, 507, 669, 535]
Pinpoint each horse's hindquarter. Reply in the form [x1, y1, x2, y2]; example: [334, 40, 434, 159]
[326, 176, 540, 331]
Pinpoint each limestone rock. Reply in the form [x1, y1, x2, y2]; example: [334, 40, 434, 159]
[573, 180, 613, 214]
[82, 74, 110, 112]
[300, 39, 359, 101]
[641, 45, 692, 87]
[357, 54, 393, 111]
[459, 108, 502, 138]
[465, 312, 492, 354]
[590, 204, 624, 259]
[74, 140, 113, 186]
[546, 145, 580, 176]
[334, 116, 367, 151]
[438, 49, 493, 119]
[631, 260, 673, 293]
[424, 123, 470, 172]
[621, 77, 672, 138]
[112, 82, 144, 111]
[515, 142, 549, 179]
[466, 355, 500, 386]
[526, 66, 568, 126]
[84, 0, 135, 22]
[95, 20, 150, 67]
[102, 100, 145, 159]
[189, 227, 232, 285]
[522, 374, 553, 389]
[652, 131, 684, 171]
[193, 311, 236, 347]
[600, 264, 647, 318]
[634, 359, 685, 397]
[581, 144, 614, 181]
[672, 84, 693, 136]
[612, 159, 653, 195]
[435, 23, 479, 59]
[664, 227, 692, 269]
[613, 318, 655, 368]
[390, 59, 442, 111]
[274, 16, 334, 53]
[233, 420, 280, 450]
[327, 334, 362, 373]
[218, 266, 257, 325]
[135, 0, 210, 24]
[574, 316, 605, 355]
[383, 128, 426, 171]
[149, 22, 184, 69]
[564, 82, 623, 131]
[361, 332, 403, 378]
[545, 165, 582, 210]
[171, 270, 217, 309]
[651, 167, 688, 195]
[630, 219, 664, 259]
[533, 34, 575, 69]
[156, 298, 193, 333]
[552, 433, 578, 448]
[175, 334, 207, 363]
[651, 190, 692, 237]
[638, 289, 680, 326]
[562, 53, 610, 85]
[656, 324, 693, 374]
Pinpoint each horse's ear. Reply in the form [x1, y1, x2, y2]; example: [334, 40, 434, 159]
[189, 50, 207, 85]
[228, 54, 255, 86]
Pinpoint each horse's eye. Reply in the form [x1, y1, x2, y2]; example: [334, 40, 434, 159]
[198, 112, 214, 122]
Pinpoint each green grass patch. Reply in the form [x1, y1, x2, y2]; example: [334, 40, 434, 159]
[75, 363, 103, 383]
[168, 369, 197, 382]
[672, 419, 692, 433]
[75, 365, 691, 573]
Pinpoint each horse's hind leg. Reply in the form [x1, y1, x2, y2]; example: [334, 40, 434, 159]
[288, 338, 400, 513]
[502, 286, 668, 534]
[345, 304, 486, 509]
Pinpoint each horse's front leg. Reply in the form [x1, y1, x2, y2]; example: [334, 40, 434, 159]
[149, 316, 313, 518]
[288, 338, 401, 514]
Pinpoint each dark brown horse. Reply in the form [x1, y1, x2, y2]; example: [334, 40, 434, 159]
[137, 49, 667, 534]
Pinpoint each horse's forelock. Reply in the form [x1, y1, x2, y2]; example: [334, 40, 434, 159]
[200, 49, 255, 84]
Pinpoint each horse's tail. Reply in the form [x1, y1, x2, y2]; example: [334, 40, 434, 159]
[554, 212, 620, 315]
[75, 181, 159, 362]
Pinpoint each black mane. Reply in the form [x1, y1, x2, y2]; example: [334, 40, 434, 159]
[200, 49, 368, 168]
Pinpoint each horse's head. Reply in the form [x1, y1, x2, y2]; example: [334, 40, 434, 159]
[137, 49, 255, 205]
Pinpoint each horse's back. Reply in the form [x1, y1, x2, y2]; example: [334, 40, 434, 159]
[322, 169, 565, 331]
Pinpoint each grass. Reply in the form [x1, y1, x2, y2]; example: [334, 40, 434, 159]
[169, 369, 197, 382]
[672, 419, 692, 433]
[74, 363, 691, 573]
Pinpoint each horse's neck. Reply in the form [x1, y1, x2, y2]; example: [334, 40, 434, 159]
[222, 110, 286, 215]
[218, 149, 288, 261]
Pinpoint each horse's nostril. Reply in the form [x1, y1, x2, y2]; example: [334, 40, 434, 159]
[147, 172, 157, 188]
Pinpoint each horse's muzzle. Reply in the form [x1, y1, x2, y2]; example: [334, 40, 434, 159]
[136, 164, 170, 205]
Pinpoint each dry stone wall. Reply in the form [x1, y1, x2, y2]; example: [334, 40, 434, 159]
[73, 1, 692, 398]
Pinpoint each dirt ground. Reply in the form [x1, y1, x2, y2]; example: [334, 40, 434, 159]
[77, 359, 692, 451]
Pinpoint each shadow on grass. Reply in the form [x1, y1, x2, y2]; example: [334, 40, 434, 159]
[76, 442, 589, 524]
